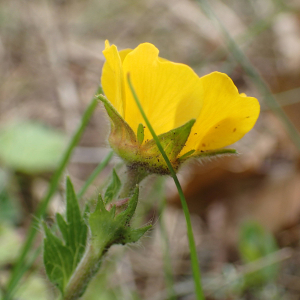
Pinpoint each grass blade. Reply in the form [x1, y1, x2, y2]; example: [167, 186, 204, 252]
[77, 150, 114, 199]
[4, 89, 100, 300]
[127, 74, 205, 300]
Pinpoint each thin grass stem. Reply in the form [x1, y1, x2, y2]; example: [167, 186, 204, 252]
[127, 75, 205, 300]
[4, 90, 100, 300]
[8, 246, 42, 298]
[77, 150, 114, 199]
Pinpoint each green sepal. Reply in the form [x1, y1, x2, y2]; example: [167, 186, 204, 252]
[178, 149, 195, 160]
[99, 94, 203, 175]
[115, 185, 139, 225]
[89, 186, 151, 251]
[97, 95, 137, 158]
[143, 119, 195, 160]
[139, 119, 196, 173]
[137, 123, 145, 146]
[179, 148, 237, 162]
[104, 169, 121, 204]
[43, 177, 88, 293]
[122, 226, 152, 244]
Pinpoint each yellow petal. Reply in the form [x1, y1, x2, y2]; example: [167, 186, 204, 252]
[183, 72, 260, 152]
[101, 41, 127, 117]
[122, 43, 203, 142]
[119, 48, 132, 62]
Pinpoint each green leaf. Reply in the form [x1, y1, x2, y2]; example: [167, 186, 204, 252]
[43, 224, 74, 292]
[43, 177, 88, 293]
[137, 123, 144, 146]
[65, 178, 87, 263]
[89, 186, 151, 251]
[0, 122, 66, 174]
[104, 169, 121, 204]
[238, 221, 279, 287]
[88, 194, 118, 250]
[56, 213, 68, 241]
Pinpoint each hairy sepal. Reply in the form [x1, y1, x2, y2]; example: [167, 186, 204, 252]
[89, 186, 151, 252]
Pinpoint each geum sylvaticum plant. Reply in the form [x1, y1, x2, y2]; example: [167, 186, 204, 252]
[100, 41, 259, 187]
[43, 41, 260, 300]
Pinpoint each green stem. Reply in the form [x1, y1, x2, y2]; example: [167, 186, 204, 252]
[63, 244, 105, 300]
[127, 75, 205, 300]
[77, 150, 114, 199]
[5, 94, 100, 300]
[62, 165, 147, 300]
[118, 164, 148, 198]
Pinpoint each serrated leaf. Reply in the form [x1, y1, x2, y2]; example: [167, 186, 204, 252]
[43, 224, 73, 292]
[104, 169, 121, 204]
[56, 213, 68, 241]
[89, 186, 150, 251]
[65, 178, 87, 264]
[43, 177, 88, 293]
[88, 194, 116, 249]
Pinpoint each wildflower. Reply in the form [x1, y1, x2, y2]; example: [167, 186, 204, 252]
[99, 41, 260, 174]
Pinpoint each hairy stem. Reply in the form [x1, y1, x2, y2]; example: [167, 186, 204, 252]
[118, 164, 148, 198]
[62, 165, 147, 300]
[63, 244, 105, 300]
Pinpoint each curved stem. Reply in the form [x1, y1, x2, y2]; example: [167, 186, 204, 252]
[63, 244, 105, 300]
[62, 164, 147, 300]
[118, 164, 148, 198]
[127, 75, 205, 300]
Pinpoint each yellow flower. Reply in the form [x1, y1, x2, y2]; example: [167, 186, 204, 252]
[100, 40, 260, 174]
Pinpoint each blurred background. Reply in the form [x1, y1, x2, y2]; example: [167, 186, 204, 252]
[1, 0, 300, 299]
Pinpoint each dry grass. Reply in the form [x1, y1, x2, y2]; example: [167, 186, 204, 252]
[1, 0, 300, 299]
